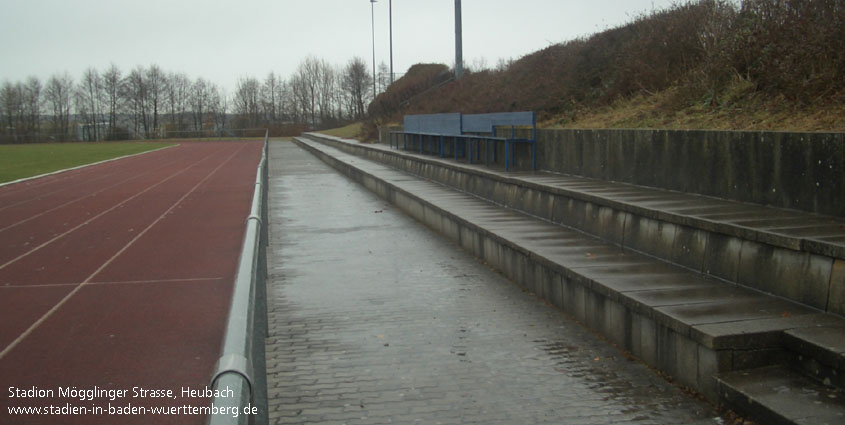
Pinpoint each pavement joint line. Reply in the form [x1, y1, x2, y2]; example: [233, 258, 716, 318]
[0, 277, 227, 289]
[0, 152, 191, 233]
[0, 143, 179, 190]
[0, 143, 247, 361]
[0, 144, 226, 271]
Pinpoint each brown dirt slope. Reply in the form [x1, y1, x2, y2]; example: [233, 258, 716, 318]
[365, 0, 844, 136]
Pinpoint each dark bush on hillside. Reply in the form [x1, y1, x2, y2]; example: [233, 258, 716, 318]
[728, 0, 844, 102]
[365, 0, 844, 132]
[363, 64, 451, 139]
[268, 124, 306, 138]
[367, 64, 451, 120]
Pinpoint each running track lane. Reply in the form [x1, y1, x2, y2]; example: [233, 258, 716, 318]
[0, 141, 263, 425]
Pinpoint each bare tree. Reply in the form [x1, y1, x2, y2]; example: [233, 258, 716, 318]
[317, 60, 337, 126]
[3, 52, 394, 141]
[1, 81, 21, 142]
[190, 78, 210, 132]
[0, 84, 6, 140]
[295, 56, 323, 128]
[289, 74, 306, 125]
[494, 57, 513, 73]
[342, 56, 371, 120]
[45, 73, 74, 141]
[102, 64, 123, 139]
[146, 64, 165, 135]
[233, 76, 261, 128]
[166, 72, 191, 131]
[21, 77, 43, 139]
[468, 57, 489, 73]
[210, 86, 229, 133]
[262, 72, 282, 124]
[125, 66, 148, 137]
[377, 61, 391, 94]
[278, 79, 294, 123]
[77, 68, 102, 141]
[333, 64, 346, 122]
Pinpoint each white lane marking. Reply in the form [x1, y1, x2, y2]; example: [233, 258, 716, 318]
[0, 146, 220, 271]
[0, 152, 189, 233]
[0, 277, 226, 289]
[0, 144, 177, 190]
[0, 144, 246, 360]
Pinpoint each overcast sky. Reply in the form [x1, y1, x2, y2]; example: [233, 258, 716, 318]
[0, 0, 678, 92]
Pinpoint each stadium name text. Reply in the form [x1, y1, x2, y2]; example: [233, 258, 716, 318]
[8, 386, 234, 400]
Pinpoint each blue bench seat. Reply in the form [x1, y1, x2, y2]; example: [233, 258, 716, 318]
[390, 111, 537, 171]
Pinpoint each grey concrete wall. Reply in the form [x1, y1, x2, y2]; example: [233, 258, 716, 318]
[292, 136, 789, 403]
[538, 129, 844, 217]
[378, 126, 402, 146]
[316, 132, 843, 315]
[381, 127, 844, 217]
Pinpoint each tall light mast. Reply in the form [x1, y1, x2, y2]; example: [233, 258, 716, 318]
[455, 0, 463, 79]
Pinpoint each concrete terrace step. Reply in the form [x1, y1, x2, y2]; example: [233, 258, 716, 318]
[292, 136, 845, 411]
[784, 326, 845, 389]
[305, 133, 845, 258]
[304, 132, 845, 318]
[716, 366, 845, 425]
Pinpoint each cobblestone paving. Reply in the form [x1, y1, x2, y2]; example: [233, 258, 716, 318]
[265, 141, 721, 425]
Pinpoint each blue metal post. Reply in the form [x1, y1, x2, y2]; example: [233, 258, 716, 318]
[493, 126, 498, 163]
[532, 112, 537, 170]
[469, 138, 473, 164]
[485, 139, 489, 167]
[476, 139, 481, 161]
[505, 141, 510, 172]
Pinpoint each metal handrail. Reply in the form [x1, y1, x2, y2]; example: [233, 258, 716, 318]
[207, 130, 269, 425]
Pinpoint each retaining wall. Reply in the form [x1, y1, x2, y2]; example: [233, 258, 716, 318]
[293, 136, 822, 403]
[380, 127, 844, 217]
[321, 132, 843, 315]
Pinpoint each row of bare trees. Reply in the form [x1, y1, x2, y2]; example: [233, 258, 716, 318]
[1, 65, 231, 143]
[1, 55, 380, 143]
[232, 56, 379, 131]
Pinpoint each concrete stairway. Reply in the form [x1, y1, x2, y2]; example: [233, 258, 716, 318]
[296, 133, 845, 425]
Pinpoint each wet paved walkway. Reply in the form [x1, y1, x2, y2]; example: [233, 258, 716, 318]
[265, 141, 720, 425]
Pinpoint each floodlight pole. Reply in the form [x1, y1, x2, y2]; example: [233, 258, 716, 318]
[371, 0, 378, 99]
[389, 0, 394, 84]
[455, 0, 463, 79]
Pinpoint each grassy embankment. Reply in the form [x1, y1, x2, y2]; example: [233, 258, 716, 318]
[358, 0, 843, 138]
[0, 142, 172, 184]
[546, 80, 845, 131]
[319, 123, 364, 140]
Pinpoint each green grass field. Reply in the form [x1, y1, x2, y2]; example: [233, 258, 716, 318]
[0, 142, 173, 184]
[320, 122, 363, 140]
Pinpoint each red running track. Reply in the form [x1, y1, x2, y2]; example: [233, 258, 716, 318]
[0, 141, 263, 425]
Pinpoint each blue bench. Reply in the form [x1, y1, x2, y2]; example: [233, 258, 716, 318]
[462, 112, 537, 171]
[391, 113, 462, 156]
[389, 112, 537, 171]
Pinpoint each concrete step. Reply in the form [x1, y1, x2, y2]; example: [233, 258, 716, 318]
[783, 326, 845, 389]
[291, 136, 845, 415]
[716, 366, 845, 425]
[303, 133, 845, 318]
[298, 133, 845, 425]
